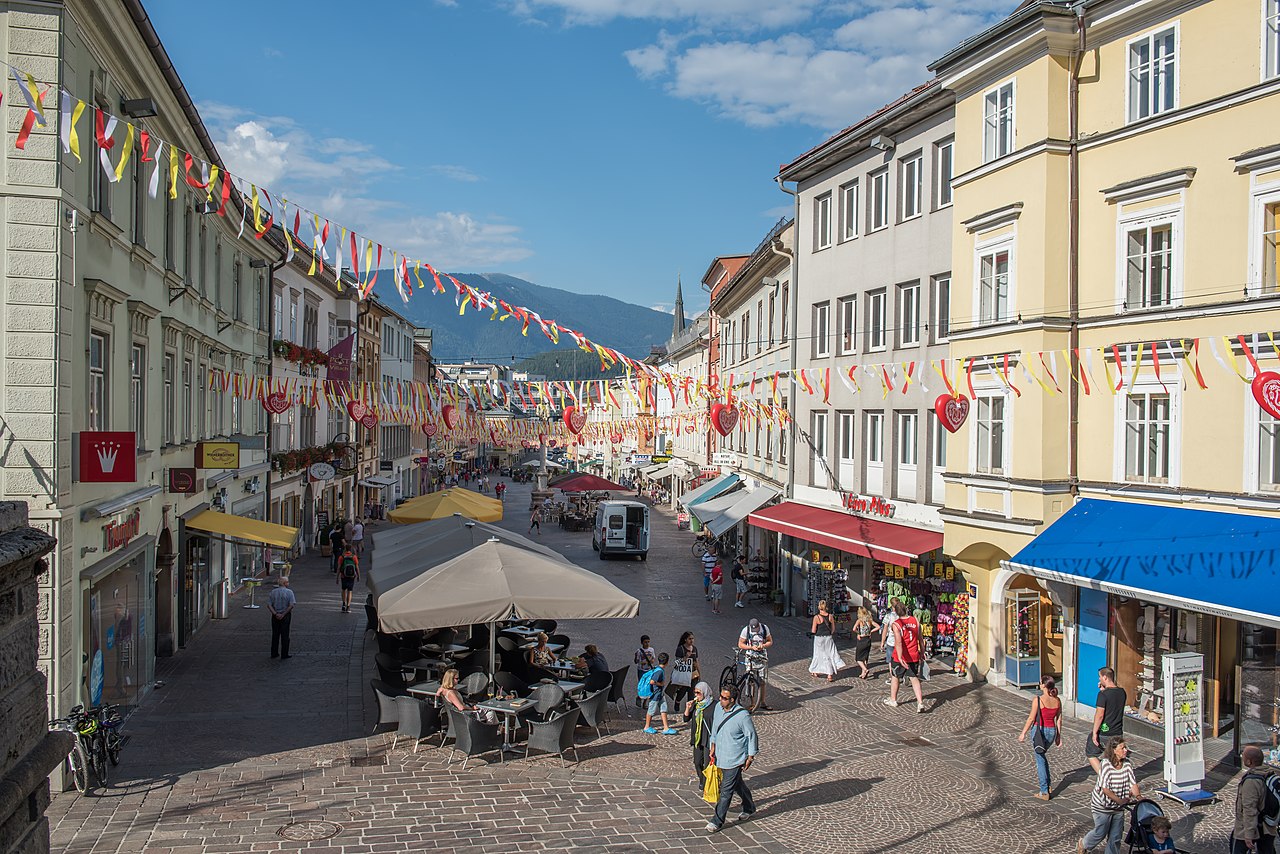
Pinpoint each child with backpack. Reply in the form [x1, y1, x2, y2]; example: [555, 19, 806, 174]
[639, 652, 678, 736]
[336, 549, 360, 613]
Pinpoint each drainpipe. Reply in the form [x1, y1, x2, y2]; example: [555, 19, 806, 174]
[1068, 5, 1087, 501]
[775, 175, 800, 616]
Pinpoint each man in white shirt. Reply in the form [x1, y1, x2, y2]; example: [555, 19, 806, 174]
[700, 551, 717, 601]
[880, 597, 901, 681]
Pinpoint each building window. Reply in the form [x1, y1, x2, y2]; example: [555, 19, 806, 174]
[183, 206, 193, 284]
[896, 410, 918, 499]
[781, 283, 789, 344]
[89, 332, 108, 431]
[1128, 26, 1177, 122]
[273, 291, 284, 340]
[213, 243, 223, 311]
[303, 304, 319, 350]
[932, 274, 951, 342]
[866, 412, 884, 465]
[811, 410, 828, 487]
[813, 302, 830, 358]
[132, 148, 146, 246]
[935, 139, 954, 208]
[289, 295, 299, 342]
[1124, 391, 1172, 483]
[975, 395, 1006, 475]
[198, 222, 207, 295]
[1259, 409, 1280, 491]
[198, 363, 208, 439]
[1259, 199, 1279, 294]
[756, 300, 763, 354]
[930, 418, 948, 504]
[768, 291, 776, 347]
[130, 343, 145, 446]
[182, 358, 193, 441]
[840, 181, 859, 241]
[163, 353, 175, 445]
[866, 289, 886, 351]
[815, 192, 832, 250]
[741, 310, 750, 361]
[233, 259, 243, 321]
[900, 153, 923, 220]
[983, 81, 1015, 162]
[231, 394, 241, 436]
[977, 242, 1012, 324]
[899, 282, 921, 347]
[1123, 217, 1176, 310]
[257, 275, 267, 332]
[164, 194, 175, 271]
[1268, 0, 1280, 79]
[91, 101, 113, 219]
[837, 296, 856, 355]
[838, 411, 855, 463]
[870, 168, 890, 231]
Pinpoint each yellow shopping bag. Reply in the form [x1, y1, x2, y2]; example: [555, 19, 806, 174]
[702, 764, 722, 804]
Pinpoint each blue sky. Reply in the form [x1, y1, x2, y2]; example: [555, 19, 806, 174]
[149, 0, 1008, 317]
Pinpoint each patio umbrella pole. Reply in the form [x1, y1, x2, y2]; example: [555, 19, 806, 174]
[489, 622, 496, 693]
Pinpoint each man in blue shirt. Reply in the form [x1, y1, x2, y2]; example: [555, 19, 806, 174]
[706, 685, 758, 833]
[267, 576, 296, 659]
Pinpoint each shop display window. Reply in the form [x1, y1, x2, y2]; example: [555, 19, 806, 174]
[85, 554, 152, 712]
[870, 552, 962, 664]
[1110, 598, 1220, 730]
[1240, 624, 1280, 765]
[1005, 590, 1042, 687]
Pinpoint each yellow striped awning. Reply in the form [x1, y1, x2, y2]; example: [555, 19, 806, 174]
[185, 510, 299, 549]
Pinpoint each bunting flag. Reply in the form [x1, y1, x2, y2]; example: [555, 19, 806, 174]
[15, 86, 47, 150]
[59, 91, 87, 160]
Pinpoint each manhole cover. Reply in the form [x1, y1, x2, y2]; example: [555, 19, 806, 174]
[277, 820, 342, 841]
[350, 754, 386, 767]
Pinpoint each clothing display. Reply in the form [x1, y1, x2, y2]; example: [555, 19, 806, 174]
[807, 566, 852, 638]
[870, 559, 961, 661]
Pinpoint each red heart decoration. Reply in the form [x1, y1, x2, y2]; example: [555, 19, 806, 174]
[563, 406, 587, 435]
[262, 390, 291, 414]
[609, 432, 623, 444]
[1252, 371, 1280, 419]
[347, 400, 369, 422]
[469, 437, 479, 446]
[711, 403, 738, 437]
[934, 393, 970, 433]
[685, 422, 695, 434]
[360, 412, 378, 430]
[423, 422, 438, 438]
[521, 440, 532, 449]
[441, 404, 457, 430]
[549, 439, 559, 448]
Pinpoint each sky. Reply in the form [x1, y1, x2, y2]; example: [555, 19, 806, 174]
[147, 0, 1010, 319]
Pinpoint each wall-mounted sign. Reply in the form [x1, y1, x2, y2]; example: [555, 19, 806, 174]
[309, 462, 336, 481]
[711, 452, 740, 467]
[196, 442, 241, 469]
[651, 454, 672, 464]
[167, 467, 198, 494]
[104, 508, 142, 553]
[631, 454, 652, 465]
[78, 431, 137, 483]
[841, 492, 896, 518]
[379, 460, 394, 472]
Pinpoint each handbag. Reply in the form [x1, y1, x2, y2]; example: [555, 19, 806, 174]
[1031, 698, 1049, 755]
[672, 656, 695, 687]
[702, 764, 722, 804]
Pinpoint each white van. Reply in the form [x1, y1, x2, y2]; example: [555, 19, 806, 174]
[593, 501, 650, 561]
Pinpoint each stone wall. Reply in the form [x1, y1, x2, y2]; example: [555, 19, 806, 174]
[0, 502, 66, 854]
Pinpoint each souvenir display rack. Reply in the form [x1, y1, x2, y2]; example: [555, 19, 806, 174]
[952, 592, 970, 675]
[1005, 590, 1042, 687]
[806, 562, 853, 638]
[870, 557, 960, 661]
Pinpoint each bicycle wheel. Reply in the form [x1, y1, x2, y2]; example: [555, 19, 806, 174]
[107, 732, 122, 766]
[68, 743, 88, 794]
[739, 674, 761, 712]
[719, 665, 737, 692]
[89, 739, 108, 789]
[692, 541, 708, 558]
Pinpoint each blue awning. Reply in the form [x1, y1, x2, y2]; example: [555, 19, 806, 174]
[677, 473, 739, 509]
[688, 489, 743, 526]
[1005, 498, 1280, 629]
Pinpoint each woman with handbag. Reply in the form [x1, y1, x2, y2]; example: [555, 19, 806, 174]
[683, 681, 717, 789]
[669, 631, 700, 706]
[1018, 675, 1063, 800]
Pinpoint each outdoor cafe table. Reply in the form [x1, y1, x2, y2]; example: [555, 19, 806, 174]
[476, 697, 536, 751]
[423, 642, 470, 657]
[406, 681, 442, 701]
[545, 661, 580, 676]
[519, 641, 566, 654]
[401, 658, 448, 676]
[502, 625, 540, 638]
[557, 680, 586, 697]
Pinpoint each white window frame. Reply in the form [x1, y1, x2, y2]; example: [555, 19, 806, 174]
[163, 352, 175, 446]
[813, 302, 831, 358]
[900, 152, 923, 221]
[974, 235, 1014, 325]
[1248, 182, 1280, 297]
[815, 192, 833, 250]
[929, 418, 947, 505]
[1116, 205, 1182, 312]
[1245, 385, 1280, 492]
[935, 138, 954, 209]
[1267, 0, 1280, 80]
[837, 296, 857, 356]
[896, 410, 919, 499]
[838, 411, 856, 463]
[1127, 24, 1179, 124]
[870, 169, 890, 232]
[932, 274, 951, 343]
[840, 180, 859, 241]
[866, 289, 887, 352]
[130, 342, 145, 448]
[898, 282, 921, 347]
[811, 410, 829, 488]
[971, 390, 1012, 476]
[89, 331, 109, 431]
[983, 80, 1015, 163]
[1114, 380, 1180, 485]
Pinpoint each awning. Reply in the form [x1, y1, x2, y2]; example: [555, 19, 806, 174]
[641, 463, 666, 475]
[749, 501, 942, 565]
[677, 473, 739, 508]
[359, 474, 399, 488]
[1005, 498, 1280, 629]
[643, 463, 675, 480]
[689, 489, 744, 526]
[705, 487, 781, 538]
[184, 510, 299, 549]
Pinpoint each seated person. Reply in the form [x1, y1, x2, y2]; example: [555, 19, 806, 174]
[435, 668, 473, 712]
[528, 633, 556, 669]
[577, 644, 609, 675]
[1147, 816, 1175, 852]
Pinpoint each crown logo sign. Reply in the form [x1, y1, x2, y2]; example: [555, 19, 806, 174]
[94, 440, 121, 473]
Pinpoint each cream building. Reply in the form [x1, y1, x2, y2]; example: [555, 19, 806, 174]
[0, 0, 282, 717]
[933, 0, 1280, 756]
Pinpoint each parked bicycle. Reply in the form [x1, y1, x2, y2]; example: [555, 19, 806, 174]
[719, 649, 763, 712]
[691, 534, 723, 558]
[49, 704, 125, 794]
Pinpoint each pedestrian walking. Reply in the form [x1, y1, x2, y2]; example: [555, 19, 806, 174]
[737, 618, 774, 711]
[328, 523, 345, 573]
[852, 606, 878, 679]
[880, 597, 901, 678]
[351, 517, 365, 553]
[336, 548, 360, 612]
[1077, 736, 1140, 854]
[495, 482, 506, 502]
[1086, 667, 1127, 774]
[808, 599, 844, 682]
[1018, 675, 1063, 800]
[732, 555, 748, 608]
[705, 684, 758, 833]
[669, 631, 700, 707]
[709, 562, 724, 613]
[343, 516, 355, 548]
[886, 600, 926, 712]
[700, 550, 716, 600]
[1231, 745, 1278, 854]
[684, 681, 717, 789]
[641, 653, 678, 735]
[267, 576, 295, 659]
[528, 506, 543, 536]
[634, 635, 657, 674]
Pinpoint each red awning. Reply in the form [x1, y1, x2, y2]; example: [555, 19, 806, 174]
[748, 501, 942, 565]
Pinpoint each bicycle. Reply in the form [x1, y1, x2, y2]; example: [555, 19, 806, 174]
[719, 649, 764, 712]
[49, 705, 107, 794]
[691, 535, 722, 559]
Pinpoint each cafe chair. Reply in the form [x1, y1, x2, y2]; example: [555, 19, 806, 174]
[460, 671, 490, 699]
[530, 683, 568, 721]
[391, 696, 441, 752]
[582, 670, 612, 693]
[573, 688, 610, 740]
[530, 620, 558, 635]
[524, 708, 581, 765]
[494, 671, 531, 697]
[375, 653, 412, 690]
[607, 666, 630, 715]
[364, 601, 378, 633]
[370, 679, 407, 734]
[548, 633, 571, 650]
[444, 707, 503, 769]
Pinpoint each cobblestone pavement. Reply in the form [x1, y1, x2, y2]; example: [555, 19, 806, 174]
[48, 480, 1243, 853]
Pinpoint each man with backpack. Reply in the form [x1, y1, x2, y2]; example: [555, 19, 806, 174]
[639, 652, 678, 736]
[1233, 745, 1278, 853]
[887, 600, 927, 713]
[336, 548, 360, 613]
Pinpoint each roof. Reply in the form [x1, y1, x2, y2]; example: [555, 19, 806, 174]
[929, 0, 1077, 75]
[700, 255, 750, 291]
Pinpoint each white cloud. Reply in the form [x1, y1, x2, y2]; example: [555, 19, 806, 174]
[650, 303, 675, 313]
[219, 120, 290, 185]
[384, 212, 534, 269]
[514, 0, 823, 29]
[430, 164, 483, 183]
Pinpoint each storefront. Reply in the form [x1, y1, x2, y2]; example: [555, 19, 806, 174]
[676, 472, 739, 532]
[1007, 498, 1280, 763]
[81, 522, 156, 713]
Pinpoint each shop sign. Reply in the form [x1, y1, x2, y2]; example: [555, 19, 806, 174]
[841, 492, 896, 518]
[195, 442, 241, 469]
[167, 467, 198, 494]
[651, 454, 672, 464]
[711, 452, 739, 467]
[103, 508, 142, 553]
[631, 454, 652, 465]
[78, 431, 137, 483]
[700, 467, 720, 476]
[309, 462, 336, 481]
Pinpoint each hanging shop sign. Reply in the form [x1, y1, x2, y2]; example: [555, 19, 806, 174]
[77, 431, 137, 483]
[841, 492, 897, 518]
[711, 452, 740, 467]
[309, 462, 336, 481]
[103, 508, 142, 553]
[195, 442, 241, 469]
[167, 467, 198, 494]
[380, 460, 394, 472]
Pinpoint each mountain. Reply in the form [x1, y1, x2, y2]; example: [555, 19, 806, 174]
[370, 271, 673, 362]
[515, 349, 628, 382]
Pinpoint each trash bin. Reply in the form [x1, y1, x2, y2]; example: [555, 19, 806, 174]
[213, 578, 229, 620]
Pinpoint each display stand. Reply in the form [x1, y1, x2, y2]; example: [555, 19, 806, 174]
[1157, 651, 1208, 802]
[869, 557, 959, 662]
[806, 564, 852, 638]
[746, 553, 771, 604]
[1005, 590, 1042, 688]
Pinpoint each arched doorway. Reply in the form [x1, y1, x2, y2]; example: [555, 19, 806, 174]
[990, 566, 1071, 695]
[154, 527, 175, 658]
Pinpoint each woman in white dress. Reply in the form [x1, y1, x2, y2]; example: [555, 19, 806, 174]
[808, 599, 845, 682]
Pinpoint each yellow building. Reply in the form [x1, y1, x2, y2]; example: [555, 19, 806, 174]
[932, 0, 1280, 758]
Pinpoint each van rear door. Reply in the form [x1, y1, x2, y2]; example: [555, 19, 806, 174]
[605, 512, 625, 548]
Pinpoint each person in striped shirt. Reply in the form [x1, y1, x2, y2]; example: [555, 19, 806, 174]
[1078, 737, 1141, 854]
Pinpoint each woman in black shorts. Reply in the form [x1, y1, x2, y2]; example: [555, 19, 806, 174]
[853, 606, 878, 679]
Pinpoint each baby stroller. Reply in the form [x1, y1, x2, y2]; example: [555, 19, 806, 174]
[1123, 799, 1186, 853]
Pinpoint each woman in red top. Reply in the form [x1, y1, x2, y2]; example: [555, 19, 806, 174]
[709, 562, 724, 614]
[1018, 675, 1063, 800]
[887, 601, 926, 713]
